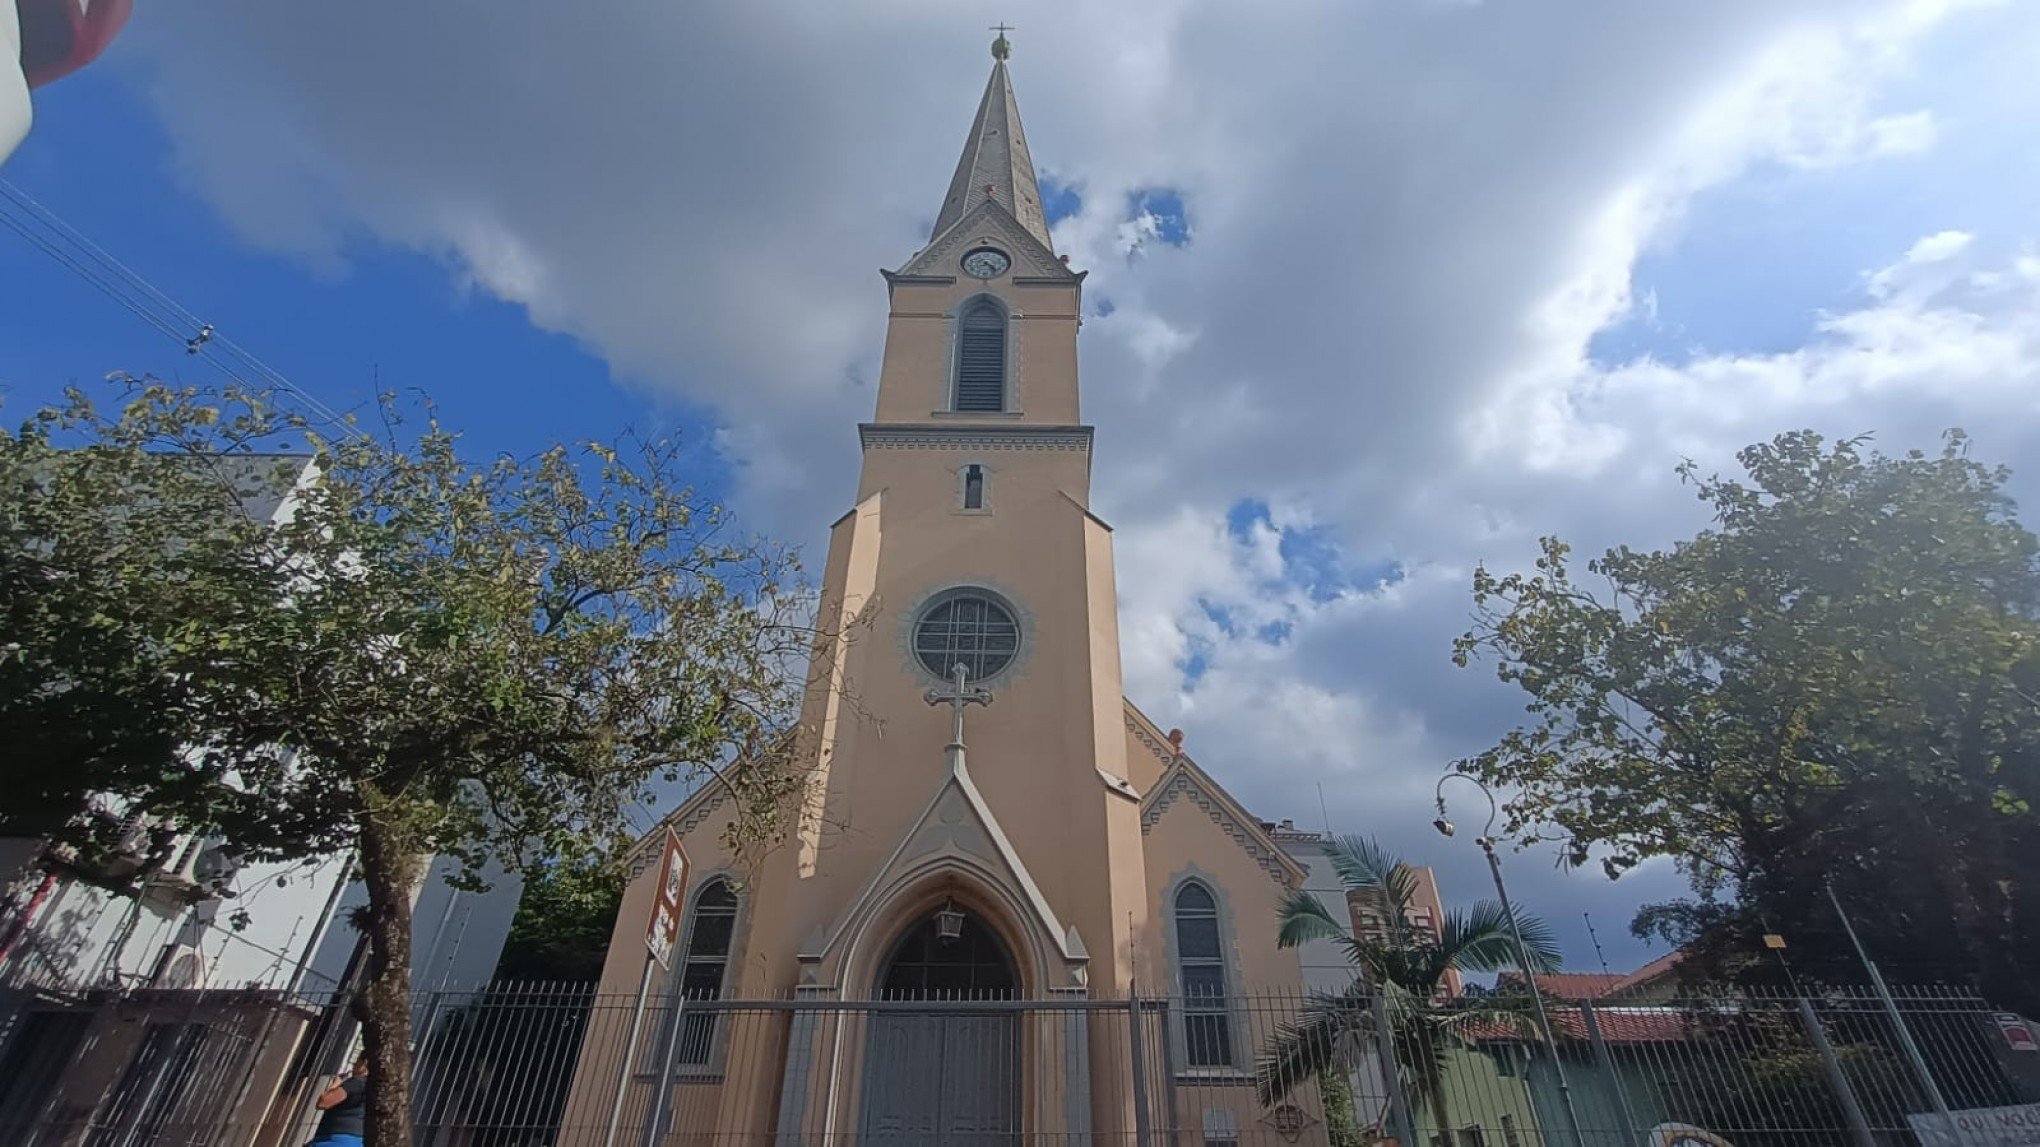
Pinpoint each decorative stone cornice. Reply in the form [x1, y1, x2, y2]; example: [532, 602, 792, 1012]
[859, 423, 1092, 453]
[1124, 712, 1175, 765]
[626, 786, 731, 879]
[899, 198, 1077, 283]
[1141, 768, 1299, 892]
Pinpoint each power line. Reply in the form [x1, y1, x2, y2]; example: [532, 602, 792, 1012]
[0, 176, 361, 438]
[1583, 912, 1612, 975]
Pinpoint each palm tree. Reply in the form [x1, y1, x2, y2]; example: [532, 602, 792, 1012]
[1257, 835, 1562, 1145]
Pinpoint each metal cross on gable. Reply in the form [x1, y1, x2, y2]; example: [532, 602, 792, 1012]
[925, 662, 993, 747]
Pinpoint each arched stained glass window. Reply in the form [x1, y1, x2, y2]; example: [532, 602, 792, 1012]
[675, 879, 737, 1063]
[1174, 882, 1233, 1068]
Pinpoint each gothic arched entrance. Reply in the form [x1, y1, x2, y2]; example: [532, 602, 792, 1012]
[858, 906, 1022, 1145]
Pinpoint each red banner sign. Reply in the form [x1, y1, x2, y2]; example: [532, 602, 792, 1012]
[644, 829, 689, 970]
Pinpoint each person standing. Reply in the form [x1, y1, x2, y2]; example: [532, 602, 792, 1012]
[308, 1056, 368, 1147]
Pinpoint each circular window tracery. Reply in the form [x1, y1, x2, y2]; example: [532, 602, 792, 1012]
[912, 590, 1020, 683]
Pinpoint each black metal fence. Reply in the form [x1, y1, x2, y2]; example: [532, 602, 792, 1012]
[0, 981, 2034, 1146]
[1367, 985, 2040, 1147]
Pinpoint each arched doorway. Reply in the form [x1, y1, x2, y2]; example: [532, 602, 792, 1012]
[858, 906, 1022, 1145]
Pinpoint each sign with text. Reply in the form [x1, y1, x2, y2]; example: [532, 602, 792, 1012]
[644, 829, 689, 971]
[1908, 1104, 2040, 1147]
[1998, 1013, 2038, 1053]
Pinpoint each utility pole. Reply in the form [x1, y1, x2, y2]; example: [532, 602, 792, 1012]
[1825, 881, 1965, 1146]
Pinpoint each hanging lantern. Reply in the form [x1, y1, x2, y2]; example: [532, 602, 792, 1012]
[934, 900, 965, 944]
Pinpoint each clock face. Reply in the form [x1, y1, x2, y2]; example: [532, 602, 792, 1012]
[961, 247, 1011, 279]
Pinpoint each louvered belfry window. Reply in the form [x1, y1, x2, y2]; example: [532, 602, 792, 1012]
[955, 298, 1007, 412]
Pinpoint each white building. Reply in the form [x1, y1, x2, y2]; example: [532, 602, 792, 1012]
[0, 454, 521, 996]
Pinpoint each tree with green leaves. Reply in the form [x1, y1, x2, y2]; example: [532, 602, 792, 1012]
[1, 380, 827, 1147]
[495, 856, 626, 982]
[1258, 836, 1560, 1143]
[1454, 430, 2040, 1010]
[0, 401, 282, 864]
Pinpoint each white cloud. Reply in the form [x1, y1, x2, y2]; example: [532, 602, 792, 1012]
[1866, 228, 1973, 296]
[1865, 109, 1939, 155]
[109, 0, 2040, 964]
[1900, 229, 1975, 264]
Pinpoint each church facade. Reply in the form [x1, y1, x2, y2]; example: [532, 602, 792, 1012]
[561, 39, 1334, 1147]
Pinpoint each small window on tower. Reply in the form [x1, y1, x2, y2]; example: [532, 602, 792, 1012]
[963, 464, 986, 510]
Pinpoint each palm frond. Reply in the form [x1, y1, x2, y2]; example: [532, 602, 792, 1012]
[1504, 908, 1563, 971]
[1325, 834, 1418, 914]
[1276, 889, 1349, 950]
[1256, 987, 1373, 1107]
[1439, 899, 1562, 974]
[1430, 998, 1543, 1042]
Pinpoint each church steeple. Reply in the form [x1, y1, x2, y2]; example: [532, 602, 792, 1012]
[930, 35, 1054, 253]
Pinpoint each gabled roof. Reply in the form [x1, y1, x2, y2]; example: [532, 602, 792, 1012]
[896, 195, 1078, 283]
[1497, 948, 1688, 1002]
[626, 783, 729, 877]
[1461, 1007, 1695, 1045]
[1130, 699, 1307, 893]
[1511, 973, 1627, 1001]
[816, 751, 1082, 967]
[930, 56, 1053, 253]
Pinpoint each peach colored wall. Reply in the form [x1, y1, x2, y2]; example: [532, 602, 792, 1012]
[1122, 704, 1176, 794]
[1141, 787, 1306, 993]
[731, 408, 1144, 1001]
[1085, 512, 1151, 992]
[1143, 786, 1324, 1145]
[795, 490, 884, 878]
[872, 276, 1081, 426]
[556, 795, 747, 1144]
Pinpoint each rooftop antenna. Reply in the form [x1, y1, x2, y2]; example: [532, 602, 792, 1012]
[1583, 912, 1612, 976]
[1316, 782, 1333, 838]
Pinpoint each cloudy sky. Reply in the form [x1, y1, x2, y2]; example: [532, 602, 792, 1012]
[6, 0, 2039, 970]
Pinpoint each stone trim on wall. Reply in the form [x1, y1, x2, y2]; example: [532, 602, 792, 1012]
[626, 787, 732, 879]
[898, 198, 1078, 283]
[1140, 769, 1299, 892]
[1124, 712, 1175, 766]
[859, 424, 1092, 452]
[1157, 865, 1255, 1076]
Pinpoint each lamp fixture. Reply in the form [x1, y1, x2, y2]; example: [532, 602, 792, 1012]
[935, 899, 965, 944]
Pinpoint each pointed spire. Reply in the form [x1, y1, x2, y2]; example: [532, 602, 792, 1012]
[931, 35, 1054, 252]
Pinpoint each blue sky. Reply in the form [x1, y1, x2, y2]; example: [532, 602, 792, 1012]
[1, 65, 728, 489]
[8, 1, 2040, 972]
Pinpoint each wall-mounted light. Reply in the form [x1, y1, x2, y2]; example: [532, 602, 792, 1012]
[935, 899, 965, 944]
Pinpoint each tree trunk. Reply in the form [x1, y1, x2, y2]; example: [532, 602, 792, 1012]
[357, 814, 423, 1147]
[1413, 1034, 1454, 1147]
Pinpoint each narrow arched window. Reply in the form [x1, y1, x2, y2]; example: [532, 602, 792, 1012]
[954, 299, 1007, 412]
[962, 463, 986, 509]
[1174, 882, 1233, 1067]
[676, 879, 737, 1063]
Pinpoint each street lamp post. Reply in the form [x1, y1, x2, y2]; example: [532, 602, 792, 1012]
[1434, 773, 1587, 1147]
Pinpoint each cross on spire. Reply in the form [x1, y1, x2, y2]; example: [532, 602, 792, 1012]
[925, 662, 994, 748]
[990, 23, 1014, 60]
